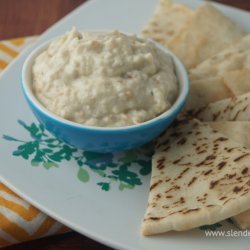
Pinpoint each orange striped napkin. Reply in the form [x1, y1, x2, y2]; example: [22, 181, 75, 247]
[0, 37, 35, 71]
[0, 37, 70, 247]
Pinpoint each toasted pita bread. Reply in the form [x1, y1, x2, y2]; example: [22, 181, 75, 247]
[190, 35, 250, 81]
[167, 3, 246, 69]
[188, 93, 250, 122]
[208, 121, 250, 230]
[209, 122, 250, 149]
[185, 77, 233, 110]
[186, 67, 250, 110]
[232, 211, 250, 230]
[141, 0, 193, 46]
[224, 69, 250, 95]
[141, 119, 250, 235]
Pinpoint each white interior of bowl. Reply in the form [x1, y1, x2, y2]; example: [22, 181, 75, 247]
[22, 31, 189, 131]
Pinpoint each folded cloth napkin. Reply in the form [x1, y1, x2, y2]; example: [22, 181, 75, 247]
[0, 37, 70, 247]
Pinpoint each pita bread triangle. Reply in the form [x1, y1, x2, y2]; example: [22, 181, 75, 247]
[186, 67, 250, 111]
[142, 119, 250, 235]
[190, 34, 250, 81]
[187, 93, 250, 122]
[209, 122, 250, 149]
[232, 211, 250, 230]
[167, 3, 246, 69]
[185, 77, 233, 110]
[208, 122, 250, 230]
[141, 0, 193, 46]
[223, 69, 250, 96]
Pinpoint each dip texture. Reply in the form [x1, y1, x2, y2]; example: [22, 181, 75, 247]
[32, 28, 178, 127]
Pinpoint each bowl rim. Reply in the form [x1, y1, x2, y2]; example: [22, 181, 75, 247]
[22, 31, 189, 132]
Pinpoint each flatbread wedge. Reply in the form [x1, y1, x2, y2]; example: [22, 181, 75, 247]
[142, 119, 250, 235]
[232, 211, 250, 230]
[184, 77, 233, 110]
[190, 34, 250, 81]
[141, 0, 193, 46]
[188, 93, 250, 122]
[209, 121, 250, 149]
[168, 3, 246, 69]
[186, 68, 250, 111]
[224, 69, 250, 96]
[208, 121, 250, 230]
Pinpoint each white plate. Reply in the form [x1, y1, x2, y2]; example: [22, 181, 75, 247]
[0, 1, 250, 249]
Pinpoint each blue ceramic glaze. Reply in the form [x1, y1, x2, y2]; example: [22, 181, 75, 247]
[22, 34, 189, 152]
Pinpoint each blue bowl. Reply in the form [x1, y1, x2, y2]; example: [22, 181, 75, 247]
[22, 35, 189, 153]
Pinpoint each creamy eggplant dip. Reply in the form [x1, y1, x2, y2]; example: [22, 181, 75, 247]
[32, 28, 178, 127]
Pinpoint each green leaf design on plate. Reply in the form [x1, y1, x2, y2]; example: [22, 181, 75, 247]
[119, 150, 137, 164]
[13, 141, 38, 160]
[77, 168, 90, 183]
[2, 135, 21, 142]
[137, 159, 152, 176]
[92, 169, 106, 177]
[112, 165, 142, 186]
[119, 182, 134, 191]
[97, 182, 110, 191]
[2, 120, 153, 191]
[43, 161, 58, 169]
